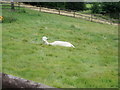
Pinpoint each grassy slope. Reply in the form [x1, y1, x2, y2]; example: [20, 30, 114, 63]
[2, 8, 118, 88]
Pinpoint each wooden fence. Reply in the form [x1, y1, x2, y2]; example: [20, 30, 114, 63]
[0, 1, 119, 25]
[0, 2, 21, 10]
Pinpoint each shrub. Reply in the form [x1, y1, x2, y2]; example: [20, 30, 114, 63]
[91, 3, 102, 14]
[2, 16, 17, 23]
[18, 9, 26, 13]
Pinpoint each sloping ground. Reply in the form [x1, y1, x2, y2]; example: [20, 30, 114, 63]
[2, 5, 118, 88]
[1, 1, 118, 25]
[19, 3, 118, 25]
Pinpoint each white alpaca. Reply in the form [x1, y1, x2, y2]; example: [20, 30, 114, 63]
[42, 36, 75, 48]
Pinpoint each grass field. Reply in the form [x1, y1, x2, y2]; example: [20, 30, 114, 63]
[2, 8, 118, 88]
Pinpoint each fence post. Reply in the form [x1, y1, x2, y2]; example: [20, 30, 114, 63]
[110, 18, 112, 25]
[39, 5, 41, 12]
[11, 2, 15, 11]
[18, 2, 20, 10]
[91, 14, 92, 22]
[73, 10, 75, 18]
[58, 8, 60, 15]
[117, 13, 120, 25]
[109, 13, 112, 25]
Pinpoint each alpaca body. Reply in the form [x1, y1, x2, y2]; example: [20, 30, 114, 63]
[49, 41, 75, 47]
[42, 36, 75, 48]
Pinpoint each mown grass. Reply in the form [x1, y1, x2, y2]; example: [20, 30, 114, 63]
[2, 8, 118, 88]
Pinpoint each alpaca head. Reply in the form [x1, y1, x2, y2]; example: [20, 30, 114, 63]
[42, 36, 48, 41]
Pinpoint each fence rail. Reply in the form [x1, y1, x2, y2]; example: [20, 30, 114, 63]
[0, 1, 119, 25]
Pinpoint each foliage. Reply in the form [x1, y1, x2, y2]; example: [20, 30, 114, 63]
[91, 2, 120, 19]
[2, 15, 17, 23]
[24, 2, 119, 19]
[24, 2, 86, 11]
[2, 8, 118, 88]
[91, 3, 102, 14]
[101, 2, 120, 13]
[65, 2, 86, 11]
[85, 4, 92, 10]
[101, 2, 120, 19]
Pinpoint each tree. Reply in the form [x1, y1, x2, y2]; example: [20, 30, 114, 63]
[65, 2, 86, 11]
[101, 2, 120, 19]
[101, 2, 120, 13]
[91, 2, 102, 13]
[24, 2, 86, 11]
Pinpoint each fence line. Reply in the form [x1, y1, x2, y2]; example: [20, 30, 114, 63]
[0, 1, 118, 26]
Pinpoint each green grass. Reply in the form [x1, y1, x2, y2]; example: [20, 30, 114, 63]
[2, 8, 118, 88]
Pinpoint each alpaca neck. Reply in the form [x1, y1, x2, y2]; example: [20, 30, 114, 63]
[43, 40, 49, 45]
